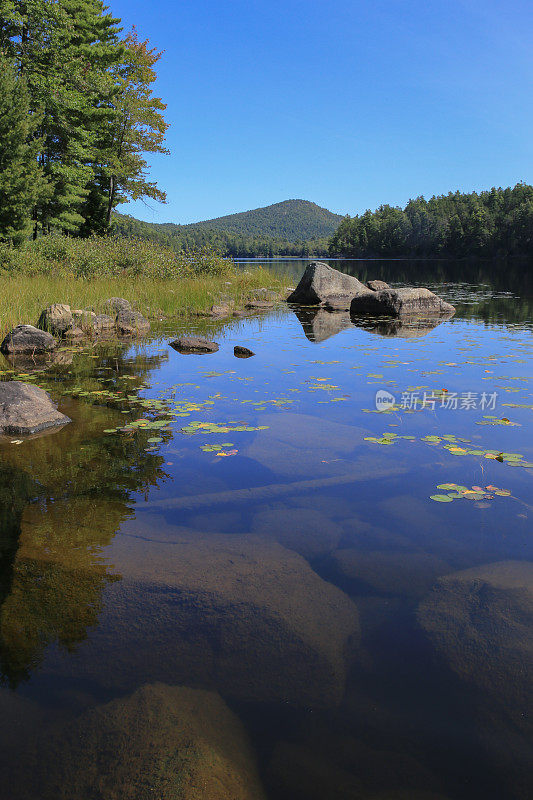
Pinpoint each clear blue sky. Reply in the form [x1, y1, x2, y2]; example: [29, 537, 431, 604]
[111, 0, 532, 224]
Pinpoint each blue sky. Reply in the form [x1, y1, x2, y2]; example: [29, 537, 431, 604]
[111, 0, 532, 224]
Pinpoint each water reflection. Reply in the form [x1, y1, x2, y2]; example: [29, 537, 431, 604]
[0, 261, 531, 800]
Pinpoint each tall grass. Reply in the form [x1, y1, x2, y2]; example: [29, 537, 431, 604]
[0, 236, 287, 336]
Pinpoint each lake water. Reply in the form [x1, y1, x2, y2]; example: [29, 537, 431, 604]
[0, 259, 531, 799]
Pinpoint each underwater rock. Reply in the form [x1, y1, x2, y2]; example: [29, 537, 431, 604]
[350, 288, 455, 317]
[44, 533, 359, 706]
[0, 324, 56, 354]
[116, 308, 150, 336]
[23, 684, 268, 800]
[234, 345, 255, 357]
[418, 561, 533, 720]
[330, 549, 450, 599]
[418, 561, 533, 799]
[292, 306, 354, 342]
[287, 261, 369, 305]
[0, 381, 71, 435]
[38, 303, 74, 336]
[170, 336, 220, 354]
[367, 279, 391, 291]
[251, 506, 342, 560]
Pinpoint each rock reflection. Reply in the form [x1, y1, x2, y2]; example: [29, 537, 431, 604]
[351, 315, 448, 338]
[292, 306, 354, 342]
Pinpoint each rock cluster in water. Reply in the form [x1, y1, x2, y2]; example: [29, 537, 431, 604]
[287, 261, 455, 318]
[0, 298, 150, 356]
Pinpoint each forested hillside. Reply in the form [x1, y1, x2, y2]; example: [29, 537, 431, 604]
[329, 184, 533, 258]
[112, 200, 337, 257]
[187, 200, 343, 240]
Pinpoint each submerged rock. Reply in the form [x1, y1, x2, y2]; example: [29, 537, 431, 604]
[116, 308, 150, 336]
[0, 325, 56, 354]
[350, 287, 455, 317]
[38, 303, 73, 336]
[234, 345, 254, 358]
[251, 507, 342, 560]
[245, 300, 274, 311]
[44, 533, 359, 706]
[25, 684, 268, 800]
[330, 549, 450, 599]
[287, 261, 369, 305]
[0, 381, 71, 435]
[170, 336, 219, 354]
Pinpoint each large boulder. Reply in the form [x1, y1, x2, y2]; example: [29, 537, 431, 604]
[42, 532, 359, 706]
[13, 684, 268, 800]
[38, 303, 73, 335]
[0, 324, 56, 354]
[287, 261, 370, 305]
[0, 381, 71, 435]
[116, 308, 150, 336]
[350, 287, 455, 317]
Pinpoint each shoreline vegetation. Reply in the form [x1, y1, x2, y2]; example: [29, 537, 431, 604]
[0, 237, 288, 338]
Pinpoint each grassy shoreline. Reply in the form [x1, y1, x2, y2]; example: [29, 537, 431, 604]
[0, 236, 290, 336]
[0, 268, 289, 337]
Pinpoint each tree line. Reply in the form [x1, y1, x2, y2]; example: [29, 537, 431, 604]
[112, 213, 330, 258]
[329, 184, 533, 258]
[0, 0, 168, 243]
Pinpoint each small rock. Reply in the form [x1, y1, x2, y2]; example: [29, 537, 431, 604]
[0, 325, 56, 354]
[232, 310, 247, 318]
[170, 336, 219, 354]
[116, 308, 150, 336]
[72, 310, 96, 332]
[367, 279, 391, 291]
[234, 345, 255, 358]
[38, 303, 73, 336]
[209, 303, 231, 317]
[64, 327, 85, 342]
[245, 300, 274, 311]
[93, 314, 116, 334]
[0, 381, 71, 435]
[103, 297, 132, 315]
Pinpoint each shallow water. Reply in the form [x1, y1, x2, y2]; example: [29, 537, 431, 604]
[0, 259, 532, 799]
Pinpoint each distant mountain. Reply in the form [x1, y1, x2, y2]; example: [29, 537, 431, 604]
[113, 199, 344, 258]
[184, 199, 344, 241]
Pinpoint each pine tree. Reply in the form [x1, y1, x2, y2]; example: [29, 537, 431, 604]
[0, 56, 48, 243]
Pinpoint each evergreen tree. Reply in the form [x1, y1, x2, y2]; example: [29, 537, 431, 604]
[0, 56, 48, 243]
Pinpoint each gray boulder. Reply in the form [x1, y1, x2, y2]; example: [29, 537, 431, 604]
[0, 381, 71, 435]
[93, 314, 116, 334]
[170, 336, 219, 354]
[38, 303, 74, 335]
[103, 297, 132, 314]
[287, 261, 369, 305]
[0, 324, 56, 354]
[116, 308, 150, 336]
[351, 287, 455, 317]
[367, 279, 391, 290]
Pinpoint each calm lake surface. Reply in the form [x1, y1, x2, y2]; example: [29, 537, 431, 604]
[0, 259, 531, 799]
